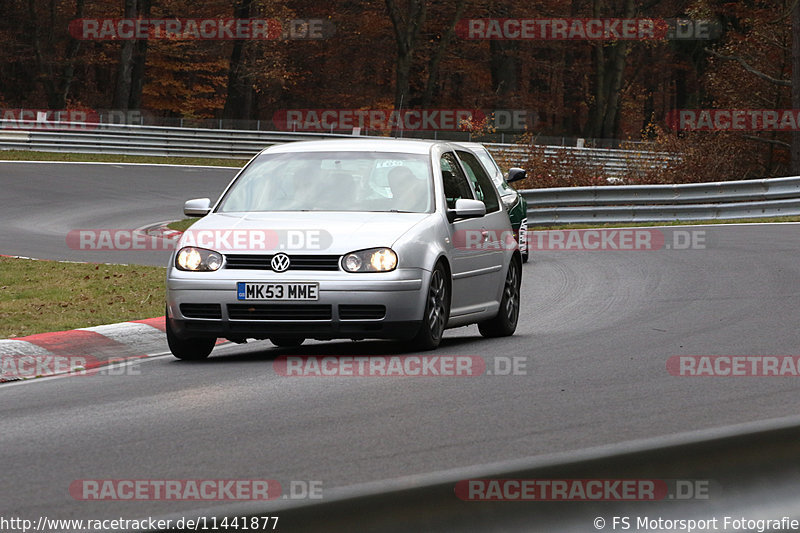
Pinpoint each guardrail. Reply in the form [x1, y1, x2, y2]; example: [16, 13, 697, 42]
[0, 121, 672, 178]
[165, 416, 800, 532]
[7, 121, 793, 224]
[0, 121, 363, 159]
[489, 142, 678, 180]
[522, 176, 800, 224]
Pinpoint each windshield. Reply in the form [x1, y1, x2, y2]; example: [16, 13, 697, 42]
[218, 151, 432, 213]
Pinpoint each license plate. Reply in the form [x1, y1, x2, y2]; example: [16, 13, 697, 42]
[237, 282, 319, 301]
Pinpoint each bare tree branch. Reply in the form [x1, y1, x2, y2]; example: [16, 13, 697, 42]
[705, 47, 791, 86]
[744, 135, 791, 149]
[769, 0, 799, 24]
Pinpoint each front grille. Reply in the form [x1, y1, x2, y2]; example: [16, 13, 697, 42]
[339, 305, 386, 320]
[224, 254, 340, 271]
[180, 303, 222, 319]
[227, 304, 332, 321]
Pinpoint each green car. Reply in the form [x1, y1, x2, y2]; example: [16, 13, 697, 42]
[457, 143, 529, 263]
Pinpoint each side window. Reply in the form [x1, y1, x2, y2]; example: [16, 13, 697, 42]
[440, 152, 474, 209]
[455, 150, 500, 213]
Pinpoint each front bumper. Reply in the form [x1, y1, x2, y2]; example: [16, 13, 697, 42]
[166, 268, 428, 341]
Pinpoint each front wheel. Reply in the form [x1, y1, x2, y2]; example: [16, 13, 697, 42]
[166, 308, 215, 360]
[410, 263, 450, 350]
[479, 258, 521, 338]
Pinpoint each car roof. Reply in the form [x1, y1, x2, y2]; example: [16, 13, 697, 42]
[453, 141, 488, 151]
[261, 138, 445, 155]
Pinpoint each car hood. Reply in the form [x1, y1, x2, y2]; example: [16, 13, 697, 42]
[180, 211, 432, 255]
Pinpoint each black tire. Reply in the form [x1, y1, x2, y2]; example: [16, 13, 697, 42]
[478, 258, 521, 338]
[166, 315, 215, 360]
[270, 337, 305, 348]
[410, 263, 450, 350]
[167, 319, 217, 361]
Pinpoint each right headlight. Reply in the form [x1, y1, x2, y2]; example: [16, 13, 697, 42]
[342, 248, 398, 272]
[175, 247, 223, 272]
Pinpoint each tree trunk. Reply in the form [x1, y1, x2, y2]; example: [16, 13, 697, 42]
[585, 0, 634, 141]
[223, 0, 254, 121]
[421, 0, 466, 107]
[385, 0, 426, 109]
[489, 40, 518, 103]
[792, 0, 800, 175]
[28, 0, 84, 109]
[128, 0, 151, 110]
[112, 0, 138, 110]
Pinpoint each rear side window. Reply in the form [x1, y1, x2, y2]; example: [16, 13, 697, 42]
[455, 150, 500, 213]
[440, 152, 474, 209]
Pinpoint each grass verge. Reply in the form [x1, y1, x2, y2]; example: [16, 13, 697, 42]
[0, 149, 248, 168]
[0, 257, 165, 338]
[167, 218, 199, 232]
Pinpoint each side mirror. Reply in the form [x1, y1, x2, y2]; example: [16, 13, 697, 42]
[506, 167, 527, 183]
[184, 198, 212, 217]
[447, 198, 486, 222]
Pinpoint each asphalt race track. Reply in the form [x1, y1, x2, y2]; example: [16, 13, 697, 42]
[2, 162, 800, 525]
[0, 161, 238, 265]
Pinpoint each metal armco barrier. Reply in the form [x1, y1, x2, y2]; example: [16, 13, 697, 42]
[522, 176, 800, 224]
[0, 121, 670, 179]
[3, 120, 796, 224]
[486, 142, 677, 180]
[0, 121, 360, 159]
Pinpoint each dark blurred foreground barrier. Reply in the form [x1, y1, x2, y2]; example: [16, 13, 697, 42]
[522, 175, 800, 224]
[153, 416, 800, 533]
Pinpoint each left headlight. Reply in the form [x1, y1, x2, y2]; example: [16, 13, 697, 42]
[175, 246, 223, 272]
[342, 248, 398, 273]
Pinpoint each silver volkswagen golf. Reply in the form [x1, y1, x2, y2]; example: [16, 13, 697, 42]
[166, 139, 522, 359]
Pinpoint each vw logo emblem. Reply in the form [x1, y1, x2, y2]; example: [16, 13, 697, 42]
[270, 253, 291, 272]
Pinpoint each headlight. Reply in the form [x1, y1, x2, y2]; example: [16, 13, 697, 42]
[342, 248, 397, 272]
[175, 247, 223, 272]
